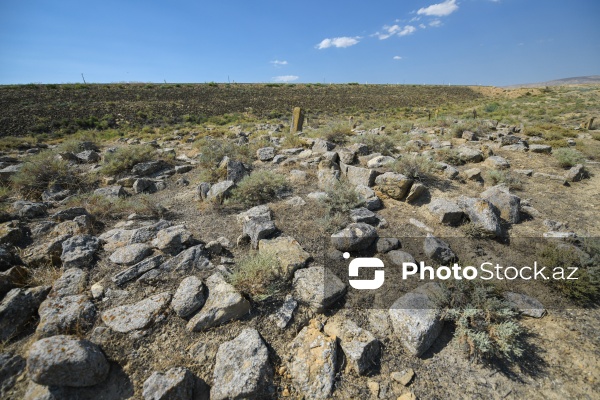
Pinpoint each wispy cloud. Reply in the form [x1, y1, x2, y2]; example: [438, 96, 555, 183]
[316, 36, 360, 49]
[378, 25, 416, 40]
[270, 60, 288, 66]
[393, 56, 403, 60]
[429, 20, 443, 27]
[272, 75, 299, 83]
[417, 0, 459, 17]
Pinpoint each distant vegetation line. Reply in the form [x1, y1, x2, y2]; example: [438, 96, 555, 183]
[0, 83, 482, 137]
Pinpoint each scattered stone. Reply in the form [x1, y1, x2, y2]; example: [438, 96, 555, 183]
[367, 155, 395, 168]
[427, 198, 464, 225]
[12, 201, 47, 219]
[172, 276, 206, 318]
[206, 180, 235, 203]
[423, 235, 456, 264]
[389, 283, 444, 356]
[187, 273, 250, 331]
[42, 185, 72, 202]
[397, 391, 417, 400]
[391, 369, 415, 386]
[112, 255, 163, 286]
[244, 219, 278, 250]
[109, 243, 152, 265]
[0, 286, 50, 341]
[343, 164, 380, 187]
[151, 226, 193, 255]
[355, 185, 382, 210]
[312, 139, 335, 153]
[226, 159, 249, 183]
[94, 185, 126, 198]
[324, 317, 380, 375]
[533, 172, 568, 185]
[26, 335, 109, 387]
[317, 169, 340, 189]
[464, 168, 482, 181]
[387, 250, 416, 267]
[50, 268, 87, 297]
[485, 155, 510, 169]
[331, 223, 378, 252]
[409, 218, 434, 233]
[293, 266, 346, 312]
[205, 240, 223, 255]
[52, 207, 89, 222]
[258, 236, 310, 279]
[195, 182, 211, 201]
[338, 149, 356, 164]
[405, 182, 426, 202]
[350, 207, 378, 225]
[529, 144, 552, 154]
[285, 196, 306, 207]
[0, 266, 29, 298]
[0, 353, 25, 395]
[376, 237, 400, 254]
[257, 147, 275, 161]
[174, 165, 193, 174]
[442, 164, 460, 179]
[514, 169, 533, 176]
[142, 367, 195, 400]
[271, 295, 297, 329]
[481, 185, 521, 224]
[457, 196, 502, 237]
[60, 235, 101, 268]
[565, 164, 588, 182]
[101, 292, 171, 333]
[0, 223, 24, 246]
[375, 172, 413, 200]
[131, 160, 168, 176]
[211, 328, 273, 400]
[286, 321, 337, 399]
[133, 178, 157, 194]
[456, 146, 483, 163]
[504, 292, 546, 318]
[36, 295, 96, 338]
[140, 245, 211, 282]
[307, 191, 328, 200]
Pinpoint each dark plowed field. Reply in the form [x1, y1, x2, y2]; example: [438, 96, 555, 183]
[0, 83, 483, 136]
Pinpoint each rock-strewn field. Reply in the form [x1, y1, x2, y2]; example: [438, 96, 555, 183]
[0, 84, 599, 399]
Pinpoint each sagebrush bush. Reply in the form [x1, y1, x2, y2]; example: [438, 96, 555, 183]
[553, 147, 586, 168]
[229, 170, 289, 208]
[537, 241, 599, 305]
[438, 281, 525, 361]
[100, 144, 157, 176]
[11, 150, 91, 199]
[484, 169, 523, 190]
[319, 123, 353, 145]
[353, 134, 397, 156]
[66, 193, 166, 221]
[229, 251, 282, 300]
[195, 136, 252, 168]
[393, 154, 437, 182]
[321, 181, 364, 214]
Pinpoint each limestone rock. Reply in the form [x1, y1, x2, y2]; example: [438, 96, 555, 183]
[323, 317, 380, 375]
[293, 266, 346, 312]
[427, 198, 464, 225]
[504, 292, 546, 318]
[36, 295, 96, 338]
[50, 268, 87, 297]
[101, 292, 171, 333]
[142, 367, 195, 400]
[258, 236, 310, 279]
[151, 226, 193, 255]
[112, 255, 163, 286]
[60, 235, 100, 268]
[457, 196, 502, 237]
[481, 185, 521, 224]
[109, 243, 152, 265]
[172, 276, 206, 318]
[331, 223, 378, 252]
[343, 164, 380, 187]
[206, 180, 235, 203]
[423, 235, 456, 264]
[94, 186, 126, 198]
[375, 172, 413, 200]
[0, 286, 50, 341]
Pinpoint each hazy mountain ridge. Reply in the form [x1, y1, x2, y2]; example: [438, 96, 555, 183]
[505, 75, 600, 88]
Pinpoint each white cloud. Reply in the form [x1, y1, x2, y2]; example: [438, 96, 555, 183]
[417, 0, 459, 17]
[270, 60, 288, 66]
[429, 20, 443, 27]
[393, 56, 403, 60]
[316, 36, 360, 49]
[378, 25, 416, 40]
[272, 75, 299, 83]
[419, 24, 427, 29]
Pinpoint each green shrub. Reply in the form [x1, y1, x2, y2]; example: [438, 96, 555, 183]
[438, 281, 525, 361]
[553, 147, 586, 168]
[195, 136, 252, 169]
[229, 170, 290, 208]
[537, 241, 599, 305]
[321, 181, 364, 214]
[484, 169, 523, 190]
[100, 144, 157, 176]
[56, 138, 98, 154]
[392, 154, 437, 182]
[66, 193, 166, 221]
[321, 123, 353, 145]
[354, 134, 397, 156]
[11, 151, 90, 199]
[229, 251, 282, 300]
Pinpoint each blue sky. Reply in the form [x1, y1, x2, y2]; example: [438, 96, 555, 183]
[1, 0, 598, 86]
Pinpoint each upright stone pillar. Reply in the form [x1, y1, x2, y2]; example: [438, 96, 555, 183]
[291, 107, 304, 134]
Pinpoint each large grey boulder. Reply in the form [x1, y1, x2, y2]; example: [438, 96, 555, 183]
[457, 196, 502, 237]
[12, 201, 47, 219]
[94, 186, 126, 198]
[211, 328, 273, 400]
[112, 255, 163, 286]
[355, 185, 382, 211]
[374, 172, 413, 200]
[27, 335, 109, 387]
[243, 218, 277, 250]
[389, 283, 444, 356]
[0, 286, 50, 341]
[76, 150, 101, 164]
[186, 273, 250, 332]
[323, 317, 380, 375]
[236, 204, 272, 224]
[286, 321, 337, 399]
[50, 268, 87, 297]
[456, 146, 483, 163]
[206, 180, 235, 203]
[60, 235, 101, 268]
[504, 292, 546, 318]
[36, 295, 96, 338]
[151, 226, 193, 255]
[427, 198, 464, 226]
[387, 250, 416, 267]
[226, 159, 250, 183]
[349, 207, 378, 225]
[131, 160, 168, 176]
[331, 223, 378, 252]
[142, 367, 195, 400]
[172, 276, 206, 318]
[139, 245, 211, 282]
[133, 178, 158, 194]
[312, 139, 335, 153]
[484, 155, 510, 169]
[52, 207, 89, 222]
[256, 147, 275, 161]
[342, 164, 380, 187]
[293, 266, 346, 312]
[481, 185, 521, 224]
[101, 292, 171, 333]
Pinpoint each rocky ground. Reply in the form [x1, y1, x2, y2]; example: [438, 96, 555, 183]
[0, 87, 599, 399]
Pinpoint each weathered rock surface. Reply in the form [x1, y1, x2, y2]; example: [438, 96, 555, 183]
[0, 286, 50, 341]
[504, 292, 546, 318]
[481, 185, 521, 224]
[50, 268, 87, 297]
[427, 198, 464, 225]
[172, 276, 206, 318]
[112, 255, 163, 286]
[331, 223, 378, 252]
[258, 236, 311, 279]
[27, 335, 109, 387]
[211, 328, 273, 400]
[375, 172, 413, 200]
[423, 235, 456, 264]
[109, 243, 152, 265]
[36, 294, 96, 338]
[293, 266, 346, 312]
[457, 196, 502, 237]
[142, 367, 195, 400]
[101, 292, 171, 333]
[324, 317, 380, 375]
[60, 235, 101, 268]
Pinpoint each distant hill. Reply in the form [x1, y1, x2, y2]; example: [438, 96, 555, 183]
[505, 75, 600, 88]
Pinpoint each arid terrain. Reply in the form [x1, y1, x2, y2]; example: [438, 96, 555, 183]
[0, 83, 598, 400]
